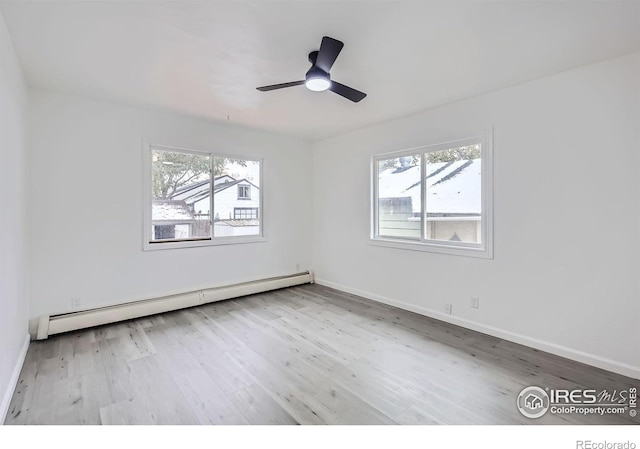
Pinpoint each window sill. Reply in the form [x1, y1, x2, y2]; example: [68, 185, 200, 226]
[368, 237, 493, 259]
[143, 235, 267, 251]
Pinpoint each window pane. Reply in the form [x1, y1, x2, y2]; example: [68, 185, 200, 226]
[234, 208, 259, 219]
[151, 149, 211, 241]
[377, 155, 421, 239]
[214, 158, 261, 237]
[425, 144, 481, 243]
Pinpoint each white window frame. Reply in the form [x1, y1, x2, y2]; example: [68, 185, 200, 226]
[142, 141, 265, 251]
[370, 132, 493, 259]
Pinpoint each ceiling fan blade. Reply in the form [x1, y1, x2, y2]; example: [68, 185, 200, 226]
[256, 80, 305, 91]
[315, 36, 344, 73]
[329, 81, 367, 102]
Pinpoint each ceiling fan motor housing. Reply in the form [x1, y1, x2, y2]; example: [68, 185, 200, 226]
[306, 51, 330, 82]
[308, 50, 319, 65]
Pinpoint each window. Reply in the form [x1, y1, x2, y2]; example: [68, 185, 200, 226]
[238, 184, 250, 200]
[371, 134, 493, 258]
[234, 207, 259, 219]
[144, 144, 263, 250]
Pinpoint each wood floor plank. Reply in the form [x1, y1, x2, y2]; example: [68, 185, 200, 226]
[118, 321, 157, 361]
[5, 344, 44, 424]
[96, 337, 137, 404]
[395, 405, 444, 425]
[100, 398, 150, 425]
[105, 354, 199, 425]
[23, 350, 70, 424]
[268, 289, 312, 310]
[179, 308, 242, 353]
[235, 307, 412, 419]
[312, 382, 396, 425]
[223, 342, 337, 424]
[229, 383, 299, 425]
[5, 284, 638, 425]
[53, 333, 112, 424]
[175, 369, 249, 425]
[181, 331, 254, 395]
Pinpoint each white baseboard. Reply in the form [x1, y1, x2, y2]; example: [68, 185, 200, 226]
[1, 333, 30, 424]
[315, 278, 640, 380]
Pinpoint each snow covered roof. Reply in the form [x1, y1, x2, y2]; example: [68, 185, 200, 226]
[152, 200, 195, 223]
[171, 179, 209, 200]
[214, 175, 236, 185]
[378, 159, 481, 215]
[214, 178, 258, 194]
[170, 176, 258, 206]
[171, 175, 235, 202]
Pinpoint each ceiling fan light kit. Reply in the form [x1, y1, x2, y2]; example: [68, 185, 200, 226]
[305, 77, 331, 91]
[257, 36, 366, 102]
[304, 64, 331, 92]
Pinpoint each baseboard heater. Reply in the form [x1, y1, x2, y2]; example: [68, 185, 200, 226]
[35, 271, 314, 340]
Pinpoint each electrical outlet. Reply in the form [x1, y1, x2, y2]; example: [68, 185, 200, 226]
[470, 296, 480, 309]
[71, 297, 81, 310]
[444, 303, 453, 315]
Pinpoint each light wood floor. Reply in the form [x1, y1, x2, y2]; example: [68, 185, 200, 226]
[5, 284, 638, 425]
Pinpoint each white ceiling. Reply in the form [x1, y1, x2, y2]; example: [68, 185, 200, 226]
[2, 1, 640, 141]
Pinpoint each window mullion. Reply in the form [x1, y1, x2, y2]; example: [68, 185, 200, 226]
[373, 158, 379, 238]
[371, 159, 380, 237]
[210, 155, 215, 239]
[148, 146, 154, 243]
[421, 153, 427, 242]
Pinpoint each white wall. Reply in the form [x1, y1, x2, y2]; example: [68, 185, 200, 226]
[312, 53, 640, 378]
[28, 90, 312, 318]
[0, 10, 29, 420]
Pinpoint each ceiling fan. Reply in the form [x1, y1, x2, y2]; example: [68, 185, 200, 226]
[256, 36, 367, 103]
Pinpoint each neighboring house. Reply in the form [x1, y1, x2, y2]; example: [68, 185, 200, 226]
[205, 178, 260, 221]
[378, 158, 481, 242]
[151, 175, 260, 239]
